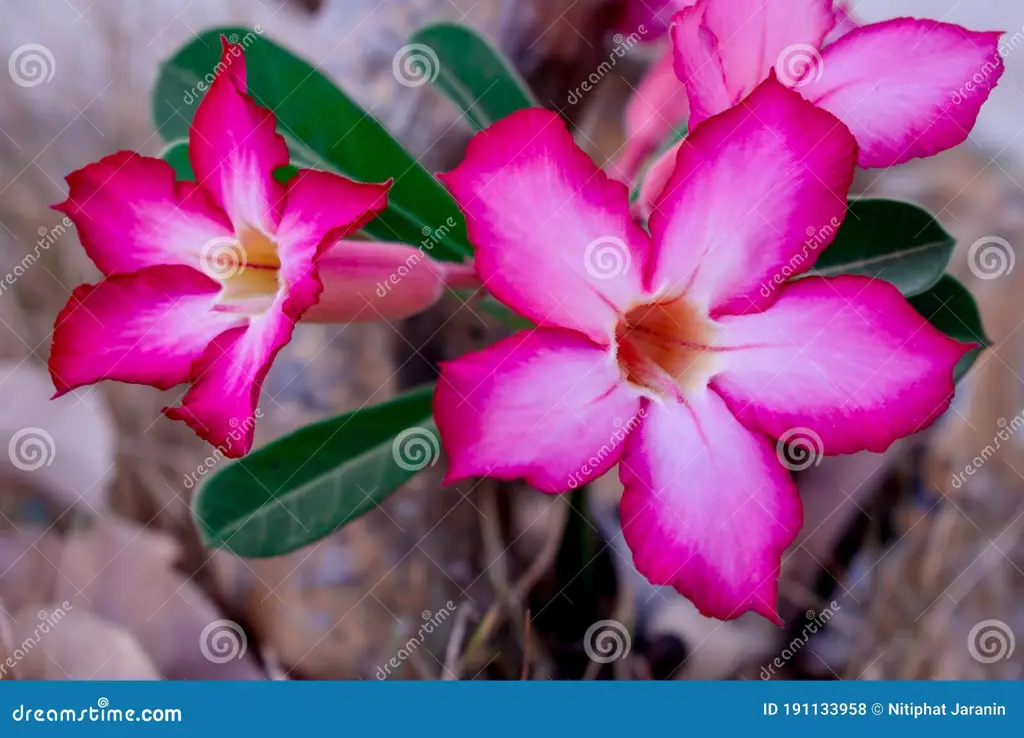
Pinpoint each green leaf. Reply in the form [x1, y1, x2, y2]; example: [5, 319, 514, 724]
[152, 27, 471, 261]
[406, 23, 538, 131]
[812, 199, 955, 296]
[159, 140, 194, 181]
[192, 385, 438, 557]
[909, 275, 989, 382]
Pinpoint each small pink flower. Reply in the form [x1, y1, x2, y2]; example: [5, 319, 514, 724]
[49, 38, 398, 456]
[620, 0, 1002, 192]
[434, 81, 970, 622]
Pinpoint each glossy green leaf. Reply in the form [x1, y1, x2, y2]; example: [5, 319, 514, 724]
[193, 385, 438, 557]
[152, 27, 471, 261]
[406, 22, 538, 131]
[813, 199, 955, 296]
[909, 275, 988, 382]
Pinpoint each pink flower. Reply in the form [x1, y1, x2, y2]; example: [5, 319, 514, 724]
[433, 81, 970, 622]
[619, 0, 1002, 192]
[49, 38, 399, 457]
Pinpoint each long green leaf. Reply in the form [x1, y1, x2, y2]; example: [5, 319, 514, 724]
[192, 385, 438, 557]
[406, 23, 537, 131]
[909, 275, 988, 382]
[813, 199, 955, 296]
[152, 27, 471, 261]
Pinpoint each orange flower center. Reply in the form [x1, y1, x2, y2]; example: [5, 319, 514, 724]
[206, 228, 281, 316]
[615, 298, 718, 399]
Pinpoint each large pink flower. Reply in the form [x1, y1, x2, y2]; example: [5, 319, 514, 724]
[49, 38, 396, 457]
[434, 81, 970, 622]
[619, 0, 1002, 188]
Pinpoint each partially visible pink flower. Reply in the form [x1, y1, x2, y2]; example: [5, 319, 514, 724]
[434, 82, 969, 622]
[620, 0, 999, 191]
[673, 0, 1003, 167]
[49, 38, 396, 457]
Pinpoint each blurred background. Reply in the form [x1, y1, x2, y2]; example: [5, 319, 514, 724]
[0, 0, 1023, 680]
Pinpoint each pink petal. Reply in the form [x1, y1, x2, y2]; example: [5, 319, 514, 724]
[672, 0, 836, 130]
[435, 328, 641, 493]
[276, 169, 391, 256]
[614, 48, 689, 181]
[713, 276, 972, 456]
[823, 0, 860, 45]
[304, 240, 450, 323]
[53, 152, 233, 275]
[647, 78, 856, 315]
[801, 19, 1004, 168]
[49, 265, 238, 396]
[274, 168, 392, 323]
[189, 37, 289, 234]
[440, 108, 649, 346]
[619, 392, 801, 623]
[163, 316, 284, 457]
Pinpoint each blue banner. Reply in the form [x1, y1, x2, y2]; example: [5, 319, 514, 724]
[0, 682, 1018, 736]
